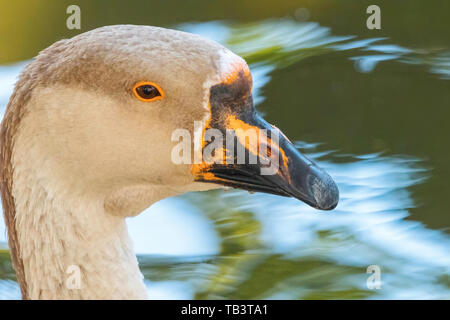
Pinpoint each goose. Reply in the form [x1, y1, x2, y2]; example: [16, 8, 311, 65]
[0, 25, 338, 299]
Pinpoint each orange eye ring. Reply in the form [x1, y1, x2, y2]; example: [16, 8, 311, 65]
[132, 81, 165, 102]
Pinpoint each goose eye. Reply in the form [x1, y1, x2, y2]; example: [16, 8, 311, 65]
[133, 82, 164, 102]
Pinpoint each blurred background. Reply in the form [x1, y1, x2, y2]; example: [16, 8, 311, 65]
[0, 0, 449, 299]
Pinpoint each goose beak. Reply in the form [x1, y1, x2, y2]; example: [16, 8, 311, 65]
[193, 111, 339, 211]
[191, 68, 338, 210]
[276, 138, 339, 210]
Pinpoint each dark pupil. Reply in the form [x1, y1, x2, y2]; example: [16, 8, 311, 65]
[138, 85, 160, 99]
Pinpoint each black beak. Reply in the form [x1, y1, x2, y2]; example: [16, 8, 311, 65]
[194, 112, 339, 211]
[192, 70, 339, 210]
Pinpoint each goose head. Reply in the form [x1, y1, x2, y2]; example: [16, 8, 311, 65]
[6, 25, 338, 218]
[1, 25, 340, 299]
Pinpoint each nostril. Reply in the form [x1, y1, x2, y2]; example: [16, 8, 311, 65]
[310, 172, 339, 210]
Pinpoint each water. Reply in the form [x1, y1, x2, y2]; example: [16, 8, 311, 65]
[1, 1, 449, 299]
